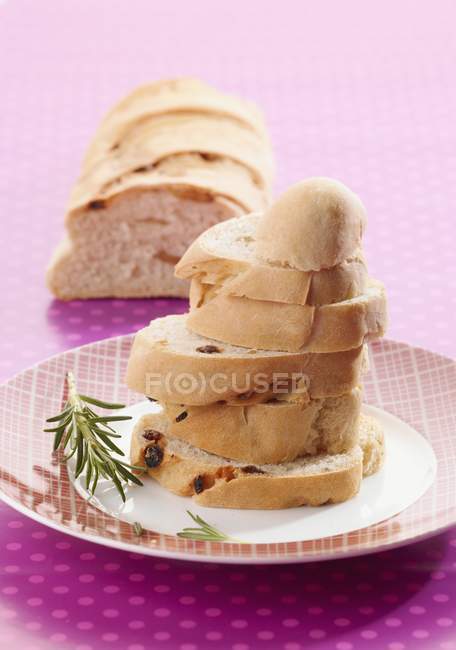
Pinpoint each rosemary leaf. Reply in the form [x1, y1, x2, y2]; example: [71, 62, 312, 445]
[46, 407, 72, 423]
[116, 464, 144, 486]
[85, 457, 93, 490]
[95, 432, 125, 456]
[80, 395, 127, 410]
[111, 473, 126, 503]
[53, 426, 66, 451]
[91, 465, 100, 494]
[89, 415, 133, 424]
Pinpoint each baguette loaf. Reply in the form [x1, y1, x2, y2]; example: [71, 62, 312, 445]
[137, 388, 361, 464]
[175, 213, 368, 306]
[131, 412, 384, 509]
[125, 315, 368, 405]
[47, 79, 273, 299]
[187, 278, 387, 352]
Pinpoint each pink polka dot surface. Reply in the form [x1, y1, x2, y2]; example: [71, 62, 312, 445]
[0, 1, 456, 649]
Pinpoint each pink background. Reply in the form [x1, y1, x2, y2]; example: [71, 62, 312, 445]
[0, 1, 455, 649]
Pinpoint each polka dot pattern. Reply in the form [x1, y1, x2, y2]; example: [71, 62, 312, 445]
[1, 1, 456, 649]
[0, 514, 455, 650]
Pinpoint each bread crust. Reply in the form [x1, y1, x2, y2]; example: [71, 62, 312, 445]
[186, 279, 387, 352]
[129, 412, 385, 509]
[125, 315, 367, 405]
[69, 156, 269, 217]
[84, 78, 269, 168]
[255, 177, 366, 271]
[71, 113, 273, 211]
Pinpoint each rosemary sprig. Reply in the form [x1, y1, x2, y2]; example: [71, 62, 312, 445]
[177, 511, 242, 543]
[45, 371, 143, 502]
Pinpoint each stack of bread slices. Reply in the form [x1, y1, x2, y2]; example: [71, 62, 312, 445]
[47, 78, 273, 300]
[126, 177, 387, 509]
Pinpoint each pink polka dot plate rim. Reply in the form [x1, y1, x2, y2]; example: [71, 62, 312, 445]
[0, 334, 454, 564]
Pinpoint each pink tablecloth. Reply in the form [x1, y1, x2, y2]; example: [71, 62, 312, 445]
[0, 1, 455, 649]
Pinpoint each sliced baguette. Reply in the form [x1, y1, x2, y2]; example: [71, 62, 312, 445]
[175, 213, 368, 306]
[187, 278, 387, 352]
[126, 314, 368, 405]
[139, 387, 361, 464]
[47, 79, 273, 301]
[131, 412, 384, 509]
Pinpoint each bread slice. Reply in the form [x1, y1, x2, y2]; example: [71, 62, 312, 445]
[187, 278, 387, 353]
[130, 413, 384, 509]
[126, 315, 368, 405]
[175, 213, 368, 306]
[135, 388, 361, 464]
[47, 79, 273, 300]
[48, 185, 245, 301]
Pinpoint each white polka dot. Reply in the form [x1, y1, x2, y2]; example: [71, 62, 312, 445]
[27, 598, 43, 607]
[129, 621, 145, 630]
[78, 574, 95, 583]
[103, 609, 119, 618]
[231, 620, 248, 629]
[179, 620, 196, 629]
[206, 608, 222, 617]
[32, 530, 47, 539]
[434, 593, 449, 602]
[154, 608, 170, 618]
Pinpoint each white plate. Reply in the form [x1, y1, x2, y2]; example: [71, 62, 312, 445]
[68, 402, 437, 545]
